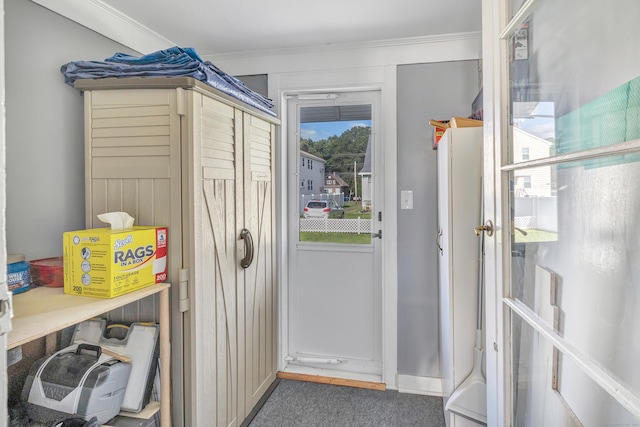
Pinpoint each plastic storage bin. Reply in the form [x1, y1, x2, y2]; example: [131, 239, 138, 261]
[30, 257, 64, 288]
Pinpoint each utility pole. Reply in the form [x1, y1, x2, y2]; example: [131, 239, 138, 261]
[354, 160, 358, 202]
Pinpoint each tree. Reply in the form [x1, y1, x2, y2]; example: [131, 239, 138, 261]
[300, 125, 371, 195]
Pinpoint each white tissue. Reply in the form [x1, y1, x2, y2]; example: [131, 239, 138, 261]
[153, 256, 167, 274]
[97, 211, 135, 230]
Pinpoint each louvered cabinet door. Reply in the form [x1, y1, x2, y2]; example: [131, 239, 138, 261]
[190, 92, 244, 427]
[242, 112, 277, 414]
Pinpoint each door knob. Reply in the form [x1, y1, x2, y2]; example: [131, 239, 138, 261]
[474, 220, 494, 237]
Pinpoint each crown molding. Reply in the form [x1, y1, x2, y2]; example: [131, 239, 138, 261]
[204, 31, 482, 62]
[30, 0, 174, 53]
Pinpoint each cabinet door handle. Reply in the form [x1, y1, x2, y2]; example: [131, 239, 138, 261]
[240, 228, 254, 269]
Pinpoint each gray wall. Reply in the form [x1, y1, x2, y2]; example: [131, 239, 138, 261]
[396, 61, 479, 377]
[5, 0, 137, 261]
[237, 74, 268, 98]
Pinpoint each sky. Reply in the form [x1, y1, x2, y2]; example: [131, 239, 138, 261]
[513, 101, 555, 140]
[300, 120, 371, 141]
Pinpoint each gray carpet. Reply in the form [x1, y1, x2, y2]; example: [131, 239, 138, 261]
[249, 380, 446, 427]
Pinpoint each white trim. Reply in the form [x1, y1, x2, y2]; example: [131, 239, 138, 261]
[272, 75, 289, 374]
[397, 375, 443, 396]
[208, 32, 481, 61]
[382, 64, 398, 390]
[206, 34, 482, 77]
[30, 0, 174, 53]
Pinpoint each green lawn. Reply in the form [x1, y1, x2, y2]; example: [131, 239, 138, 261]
[513, 228, 558, 243]
[343, 203, 371, 219]
[299, 231, 371, 244]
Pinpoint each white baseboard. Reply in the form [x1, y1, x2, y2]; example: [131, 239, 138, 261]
[397, 374, 443, 396]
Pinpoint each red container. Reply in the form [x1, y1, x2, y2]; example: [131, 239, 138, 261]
[30, 257, 64, 287]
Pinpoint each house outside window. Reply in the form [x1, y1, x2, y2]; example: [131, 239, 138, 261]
[299, 150, 326, 197]
[522, 147, 530, 160]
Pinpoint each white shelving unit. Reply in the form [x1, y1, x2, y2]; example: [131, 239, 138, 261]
[9, 283, 171, 426]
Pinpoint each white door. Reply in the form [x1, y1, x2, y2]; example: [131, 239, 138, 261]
[285, 90, 383, 381]
[483, 0, 640, 425]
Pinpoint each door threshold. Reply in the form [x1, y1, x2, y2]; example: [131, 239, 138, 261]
[277, 371, 386, 391]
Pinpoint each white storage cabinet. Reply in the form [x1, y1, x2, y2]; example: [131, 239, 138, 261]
[76, 77, 279, 427]
[437, 127, 484, 427]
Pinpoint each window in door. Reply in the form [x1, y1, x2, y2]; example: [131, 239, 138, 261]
[297, 103, 373, 245]
[501, 0, 640, 424]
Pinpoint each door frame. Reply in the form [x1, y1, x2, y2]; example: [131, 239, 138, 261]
[271, 66, 399, 388]
[481, 0, 508, 424]
[285, 89, 383, 380]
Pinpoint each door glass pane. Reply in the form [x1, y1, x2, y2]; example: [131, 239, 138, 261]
[512, 317, 640, 426]
[298, 105, 372, 244]
[510, 152, 640, 400]
[508, 0, 640, 163]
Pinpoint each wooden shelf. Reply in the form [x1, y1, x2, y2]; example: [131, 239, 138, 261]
[8, 283, 172, 426]
[9, 283, 170, 349]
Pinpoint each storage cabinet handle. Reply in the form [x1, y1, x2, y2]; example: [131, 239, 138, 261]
[240, 228, 254, 269]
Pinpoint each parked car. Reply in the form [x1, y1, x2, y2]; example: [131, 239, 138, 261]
[303, 199, 344, 219]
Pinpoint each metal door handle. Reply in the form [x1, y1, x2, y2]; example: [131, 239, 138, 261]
[240, 228, 254, 269]
[372, 230, 382, 239]
[474, 219, 494, 237]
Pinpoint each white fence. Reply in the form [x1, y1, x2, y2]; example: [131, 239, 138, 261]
[299, 218, 372, 234]
[514, 196, 557, 232]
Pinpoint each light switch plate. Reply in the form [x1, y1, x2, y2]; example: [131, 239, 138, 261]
[401, 190, 413, 209]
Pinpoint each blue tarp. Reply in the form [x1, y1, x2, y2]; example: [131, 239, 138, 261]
[61, 47, 276, 116]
